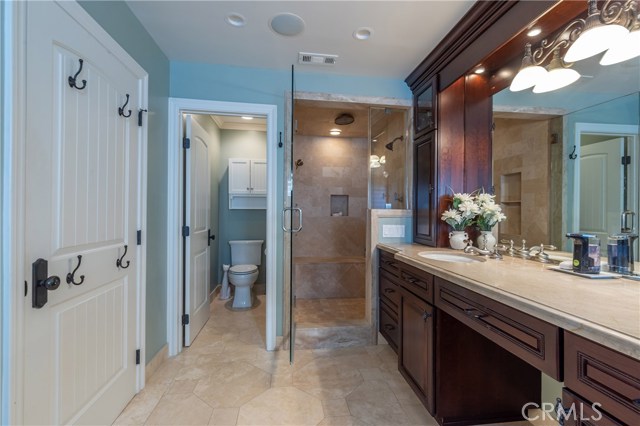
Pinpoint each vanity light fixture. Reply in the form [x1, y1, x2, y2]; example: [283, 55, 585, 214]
[564, 0, 629, 63]
[533, 50, 581, 93]
[329, 128, 342, 136]
[370, 155, 381, 168]
[509, 43, 548, 92]
[511, 0, 639, 93]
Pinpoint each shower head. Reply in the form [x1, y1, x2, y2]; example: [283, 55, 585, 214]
[385, 136, 404, 151]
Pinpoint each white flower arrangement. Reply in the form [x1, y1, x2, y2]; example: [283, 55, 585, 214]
[440, 190, 506, 232]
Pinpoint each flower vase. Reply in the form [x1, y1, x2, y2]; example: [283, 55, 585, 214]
[477, 230, 496, 251]
[448, 231, 469, 250]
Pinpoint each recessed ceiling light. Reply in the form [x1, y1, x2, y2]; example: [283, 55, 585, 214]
[527, 28, 542, 37]
[241, 116, 254, 120]
[474, 66, 486, 74]
[225, 13, 246, 27]
[270, 13, 305, 36]
[353, 27, 373, 41]
[329, 129, 342, 136]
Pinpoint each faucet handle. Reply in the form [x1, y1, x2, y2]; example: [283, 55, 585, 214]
[500, 239, 514, 248]
[543, 244, 557, 251]
[520, 239, 527, 250]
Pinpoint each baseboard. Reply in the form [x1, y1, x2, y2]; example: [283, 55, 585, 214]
[210, 284, 220, 299]
[145, 344, 168, 382]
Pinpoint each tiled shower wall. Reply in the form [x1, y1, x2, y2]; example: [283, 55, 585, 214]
[292, 135, 368, 299]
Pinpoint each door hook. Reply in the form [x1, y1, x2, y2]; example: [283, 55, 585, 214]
[116, 245, 130, 269]
[66, 255, 85, 285]
[118, 94, 132, 118]
[569, 145, 577, 160]
[68, 58, 87, 90]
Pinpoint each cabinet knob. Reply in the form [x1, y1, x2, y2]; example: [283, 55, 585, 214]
[383, 288, 395, 294]
[384, 324, 396, 331]
[422, 311, 432, 321]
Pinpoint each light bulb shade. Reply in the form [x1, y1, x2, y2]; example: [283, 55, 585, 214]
[600, 29, 640, 65]
[510, 65, 548, 91]
[564, 24, 629, 63]
[533, 68, 581, 93]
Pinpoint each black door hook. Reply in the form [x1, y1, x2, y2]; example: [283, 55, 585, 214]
[68, 58, 87, 90]
[116, 245, 130, 269]
[118, 94, 132, 118]
[66, 255, 85, 285]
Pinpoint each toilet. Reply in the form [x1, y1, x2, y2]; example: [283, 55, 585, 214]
[228, 240, 263, 309]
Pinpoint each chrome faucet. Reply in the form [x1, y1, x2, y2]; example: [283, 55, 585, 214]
[464, 245, 503, 260]
[513, 239, 532, 258]
[499, 239, 517, 256]
[529, 244, 557, 263]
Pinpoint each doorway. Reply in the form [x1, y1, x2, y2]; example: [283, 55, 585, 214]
[167, 99, 278, 355]
[573, 123, 639, 258]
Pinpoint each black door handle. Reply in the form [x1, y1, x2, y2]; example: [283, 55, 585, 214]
[32, 258, 61, 309]
[208, 229, 215, 246]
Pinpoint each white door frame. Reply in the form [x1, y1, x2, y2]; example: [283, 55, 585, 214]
[571, 123, 639, 234]
[1, 1, 148, 424]
[166, 98, 278, 355]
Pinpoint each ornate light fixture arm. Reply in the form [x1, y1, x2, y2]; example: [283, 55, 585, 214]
[531, 19, 585, 66]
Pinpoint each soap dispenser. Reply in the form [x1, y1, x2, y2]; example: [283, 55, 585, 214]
[566, 233, 601, 274]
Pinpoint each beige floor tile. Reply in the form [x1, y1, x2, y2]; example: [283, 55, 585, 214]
[166, 379, 199, 395]
[317, 416, 368, 426]
[113, 384, 168, 425]
[346, 399, 412, 426]
[400, 402, 439, 425]
[193, 361, 271, 408]
[346, 380, 397, 406]
[322, 398, 350, 417]
[270, 371, 293, 387]
[236, 387, 323, 426]
[358, 367, 385, 381]
[292, 359, 363, 400]
[144, 393, 213, 425]
[209, 408, 239, 426]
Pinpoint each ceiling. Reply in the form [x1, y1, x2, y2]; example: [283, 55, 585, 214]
[210, 114, 267, 131]
[125, 1, 475, 79]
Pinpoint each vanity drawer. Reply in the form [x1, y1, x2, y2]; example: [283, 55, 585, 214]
[379, 269, 400, 313]
[379, 250, 400, 277]
[435, 277, 561, 380]
[379, 301, 399, 353]
[561, 388, 624, 426]
[399, 263, 433, 303]
[564, 332, 640, 425]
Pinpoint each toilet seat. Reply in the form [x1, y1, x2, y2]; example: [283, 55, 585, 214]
[229, 264, 258, 275]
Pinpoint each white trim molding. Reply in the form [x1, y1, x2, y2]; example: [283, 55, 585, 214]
[166, 98, 278, 356]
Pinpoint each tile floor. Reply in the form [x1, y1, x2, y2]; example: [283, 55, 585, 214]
[295, 298, 365, 327]
[115, 296, 547, 426]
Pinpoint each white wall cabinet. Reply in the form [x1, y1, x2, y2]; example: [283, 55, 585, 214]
[229, 158, 267, 209]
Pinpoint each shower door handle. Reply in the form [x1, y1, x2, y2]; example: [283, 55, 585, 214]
[282, 207, 303, 233]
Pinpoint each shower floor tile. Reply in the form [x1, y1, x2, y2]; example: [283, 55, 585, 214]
[295, 297, 365, 326]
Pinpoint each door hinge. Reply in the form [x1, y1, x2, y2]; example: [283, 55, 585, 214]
[137, 230, 142, 245]
[183, 137, 190, 149]
[182, 314, 190, 325]
[622, 155, 631, 165]
[182, 226, 190, 237]
[135, 349, 141, 365]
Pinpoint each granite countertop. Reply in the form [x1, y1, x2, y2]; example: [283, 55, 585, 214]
[377, 243, 640, 361]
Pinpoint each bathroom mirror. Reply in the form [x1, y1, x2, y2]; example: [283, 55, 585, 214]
[492, 47, 640, 254]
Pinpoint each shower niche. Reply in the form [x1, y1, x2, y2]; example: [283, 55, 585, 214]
[331, 194, 349, 216]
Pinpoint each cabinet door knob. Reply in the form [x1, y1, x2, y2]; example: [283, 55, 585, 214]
[384, 324, 396, 331]
[383, 288, 395, 294]
[422, 311, 432, 321]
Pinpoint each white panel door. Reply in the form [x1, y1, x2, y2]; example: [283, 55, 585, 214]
[251, 160, 268, 194]
[579, 138, 624, 245]
[229, 159, 251, 194]
[183, 116, 211, 346]
[23, 2, 143, 424]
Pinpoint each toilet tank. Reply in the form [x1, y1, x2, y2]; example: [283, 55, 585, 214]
[229, 240, 264, 265]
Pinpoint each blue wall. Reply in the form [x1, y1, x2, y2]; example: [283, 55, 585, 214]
[78, 1, 170, 364]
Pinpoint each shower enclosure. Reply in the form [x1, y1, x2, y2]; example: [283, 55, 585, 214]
[284, 98, 408, 351]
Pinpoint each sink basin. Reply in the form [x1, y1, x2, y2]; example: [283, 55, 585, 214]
[418, 251, 485, 263]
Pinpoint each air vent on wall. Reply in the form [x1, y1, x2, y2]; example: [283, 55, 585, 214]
[298, 52, 338, 66]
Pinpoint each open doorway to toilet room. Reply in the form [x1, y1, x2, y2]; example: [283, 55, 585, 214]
[167, 99, 278, 356]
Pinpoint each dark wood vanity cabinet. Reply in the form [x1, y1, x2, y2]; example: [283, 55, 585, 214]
[563, 332, 640, 425]
[378, 251, 400, 353]
[398, 267, 435, 414]
[413, 131, 437, 246]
